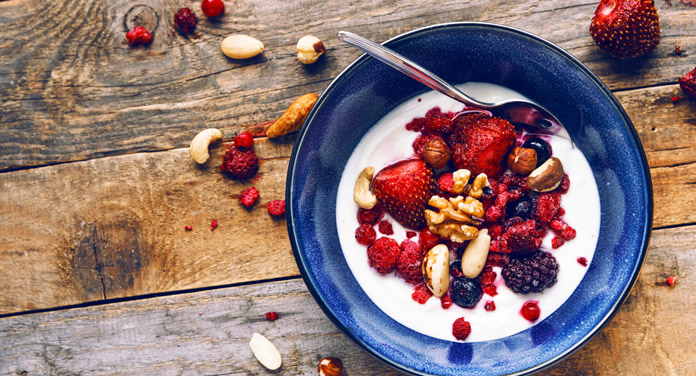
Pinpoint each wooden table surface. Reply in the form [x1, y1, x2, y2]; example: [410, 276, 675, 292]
[1, 0, 695, 374]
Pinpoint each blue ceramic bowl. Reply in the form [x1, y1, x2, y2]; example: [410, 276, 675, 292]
[286, 23, 652, 375]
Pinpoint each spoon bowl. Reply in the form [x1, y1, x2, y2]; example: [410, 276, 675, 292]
[337, 31, 570, 140]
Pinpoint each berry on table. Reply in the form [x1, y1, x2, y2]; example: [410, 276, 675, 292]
[201, 0, 225, 18]
[267, 200, 285, 217]
[210, 219, 219, 230]
[234, 131, 254, 149]
[239, 186, 259, 208]
[265, 311, 279, 321]
[220, 145, 259, 180]
[126, 26, 153, 47]
[174, 8, 198, 35]
[679, 66, 696, 98]
[589, 0, 660, 58]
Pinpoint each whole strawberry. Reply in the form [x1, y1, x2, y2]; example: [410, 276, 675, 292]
[590, 0, 660, 58]
[372, 159, 435, 230]
[678, 66, 696, 98]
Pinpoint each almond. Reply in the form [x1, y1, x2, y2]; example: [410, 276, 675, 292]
[460, 229, 491, 278]
[249, 333, 282, 370]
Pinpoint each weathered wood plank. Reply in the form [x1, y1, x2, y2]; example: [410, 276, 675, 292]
[0, 138, 298, 314]
[0, 0, 694, 170]
[0, 225, 693, 375]
[1, 82, 694, 314]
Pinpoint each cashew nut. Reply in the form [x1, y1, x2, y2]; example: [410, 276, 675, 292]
[461, 229, 491, 279]
[353, 167, 377, 209]
[189, 128, 223, 164]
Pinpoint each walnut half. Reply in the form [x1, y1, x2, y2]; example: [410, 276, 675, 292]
[425, 195, 484, 243]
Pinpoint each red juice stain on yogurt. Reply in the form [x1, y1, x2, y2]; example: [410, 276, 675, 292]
[521, 301, 540, 322]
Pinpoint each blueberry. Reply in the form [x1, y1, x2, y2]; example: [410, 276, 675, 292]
[450, 260, 464, 278]
[506, 197, 532, 219]
[449, 277, 483, 309]
[522, 137, 552, 167]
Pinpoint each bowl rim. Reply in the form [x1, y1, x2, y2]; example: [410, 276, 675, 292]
[286, 21, 653, 375]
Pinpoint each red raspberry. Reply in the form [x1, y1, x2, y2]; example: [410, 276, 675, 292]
[521, 301, 540, 322]
[220, 145, 259, 180]
[478, 267, 497, 287]
[265, 311, 279, 321]
[267, 200, 285, 217]
[441, 292, 454, 309]
[357, 206, 383, 225]
[488, 224, 504, 239]
[239, 186, 259, 208]
[412, 133, 443, 156]
[406, 231, 417, 238]
[405, 117, 425, 132]
[485, 252, 510, 267]
[534, 192, 562, 224]
[550, 219, 576, 240]
[201, 0, 224, 18]
[551, 236, 565, 249]
[505, 219, 542, 255]
[452, 317, 472, 341]
[367, 237, 401, 274]
[577, 257, 588, 267]
[396, 240, 423, 284]
[234, 131, 253, 149]
[483, 285, 497, 296]
[484, 300, 496, 311]
[411, 282, 433, 304]
[485, 206, 503, 222]
[355, 224, 376, 246]
[437, 173, 455, 194]
[174, 8, 198, 35]
[418, 228, 440, 255]
[424, 107, 453, 135]
[210, 219, 218, 230]
[378, 219, 394, 235]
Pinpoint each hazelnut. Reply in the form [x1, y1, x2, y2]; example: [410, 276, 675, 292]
[423, 138, 450, 169]
[507, 147, 537, 175]
[527, 157, 564, 192]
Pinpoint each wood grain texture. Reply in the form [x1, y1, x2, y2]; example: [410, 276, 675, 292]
[0, 82, 694, 314]
[0, 225, 693, 375]
[0, 138, 297, 314]
[0, 0, 694, 170]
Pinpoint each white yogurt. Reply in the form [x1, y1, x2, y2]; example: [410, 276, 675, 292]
[336, 83, 601, 342]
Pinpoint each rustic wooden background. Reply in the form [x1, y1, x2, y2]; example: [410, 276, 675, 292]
[0, 0, 694, 374]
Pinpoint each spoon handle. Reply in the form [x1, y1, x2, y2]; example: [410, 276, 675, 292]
[337, 31, 491, 109]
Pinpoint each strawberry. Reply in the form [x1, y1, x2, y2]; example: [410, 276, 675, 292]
[372, 159, 435, 229]
[447, 113, 516, 177]
[678, 66, 696, 98]
[590, 0, 660, 59]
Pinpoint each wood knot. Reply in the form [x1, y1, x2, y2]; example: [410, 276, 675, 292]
[123, 4, 159, 33]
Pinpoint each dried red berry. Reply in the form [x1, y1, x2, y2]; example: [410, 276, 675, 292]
[406, 231, 417, 238]
[666, 275, 677, 286]
[483, 285, 498, 297]
[521, 301, 540, 322]
[126, 29, 139, 46]
[267, 200, 285, 217]
[405, 117, 425, 132]
[134, 26, 152, 46]
[210, 219, 219, 230]
[396, 239, 423, 284]
[452, 317, 472, 341]
[265, 311, 279, 321]
[234, 131, 254, 149]
[672, 96, 681, 103]
[185, 225, 193, 231]
[174, 8, 198, 35]
[411, 282, 433, 304]
[551, 236, 565, 249]
[679, 66, 696, 98]
[355, 224, 376, 246]
[418, 228, 440, 255]
[441, 293, 454, 309]
[220, 145, 259, 180]
[201, 0, 224, 18]
[357, 206, 383, 225]
[378, 219, 394, 235]
[577, 256, 588, 267]
[437, 172, 455, 194]
[239, 186, 260, 208]
[484, 300, 496, 311]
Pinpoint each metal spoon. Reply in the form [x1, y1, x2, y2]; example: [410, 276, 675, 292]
[337, 31, 570, 140]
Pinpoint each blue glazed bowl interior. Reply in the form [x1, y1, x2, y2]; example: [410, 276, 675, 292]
[286, 23, 652, 376]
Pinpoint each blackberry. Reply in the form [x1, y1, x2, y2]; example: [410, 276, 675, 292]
[449, 277, 483, 308]
[502, 251, 559, 293]
[506, 197, 532, 219]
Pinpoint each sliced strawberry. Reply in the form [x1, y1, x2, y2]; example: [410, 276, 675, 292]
[590, 0, 660, 58]
[372, 159, 435, 230]
[447, 113, 516, 177]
